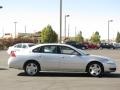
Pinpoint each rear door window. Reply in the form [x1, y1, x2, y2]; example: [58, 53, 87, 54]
[41, 45, 57, 53]
[32, 45, 57, 54]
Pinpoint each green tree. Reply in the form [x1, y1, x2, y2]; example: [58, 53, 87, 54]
[76, 31, 84, 43]
[41, 25, 58, 43]
[116, 32, 120, 43]
[90, 31, 101, 44]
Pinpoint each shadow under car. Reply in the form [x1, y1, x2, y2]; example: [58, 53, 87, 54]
[17, 72, 120, 78]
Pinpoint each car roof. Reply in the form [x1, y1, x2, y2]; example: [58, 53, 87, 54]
[29, 43, 78, 50]
[14, 43, 35, 45]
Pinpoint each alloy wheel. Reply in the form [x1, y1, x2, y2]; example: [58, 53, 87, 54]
[88, 63, 102, 77]
[25, 62, 39, 76]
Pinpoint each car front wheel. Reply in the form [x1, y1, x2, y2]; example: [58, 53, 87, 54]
[24, 61, 40, 76]
[87, 63, 104, 77]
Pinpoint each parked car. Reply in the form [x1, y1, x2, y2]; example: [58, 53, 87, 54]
[65, 41, 87, 50]
[113, 43, 120, 49]
[8, 43, 116, 77]
[99, 43, 115, 49]
[7, 43, 35, 54]
[84, 43, 99, 49]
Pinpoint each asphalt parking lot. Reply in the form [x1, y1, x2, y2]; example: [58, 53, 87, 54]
[0, 50, 120, 90]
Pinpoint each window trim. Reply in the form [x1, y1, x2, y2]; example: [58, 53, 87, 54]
[32, 45, 58, 54]
[32, 45, 81, 56]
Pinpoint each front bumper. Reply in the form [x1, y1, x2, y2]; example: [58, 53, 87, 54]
[104, 63, 116, 72]
[109, 68, 116, 71]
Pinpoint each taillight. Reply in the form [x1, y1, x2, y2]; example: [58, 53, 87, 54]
[10, 51, 16, 57]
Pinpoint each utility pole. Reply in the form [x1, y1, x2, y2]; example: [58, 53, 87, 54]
[108, 20, 113, 43]
[2, 27, 4, 38]
[0, 6, 3, 37]
[64, 14, 70, 38]
[75, 27, 77, 41]
[68, 24, 70, 38]
[14, 22, 17, 38]
[60, 0, 62, 43]
[25, 25, 26, 33]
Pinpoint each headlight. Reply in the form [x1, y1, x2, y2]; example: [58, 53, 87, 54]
[99, 58, 109, 62]
[106, 60, 115, 64]
[99, 58, 115, 64]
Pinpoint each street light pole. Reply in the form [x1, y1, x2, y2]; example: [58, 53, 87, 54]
[68, 24, 70, 38]
[75, 26, 77, 41]
[108, 20, 113, 43]
[2, 27, 4, 38]
[64, 14, 70, 38]
[14, 22, 17, 38]
[25, 25, 27, 33]
[0, 6, 4, 37]
[60, 0, 62, 43]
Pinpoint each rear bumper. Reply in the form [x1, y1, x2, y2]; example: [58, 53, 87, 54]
[8, 57, 24, 70]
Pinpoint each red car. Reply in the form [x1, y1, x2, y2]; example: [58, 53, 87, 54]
[84, 43, 99, 49]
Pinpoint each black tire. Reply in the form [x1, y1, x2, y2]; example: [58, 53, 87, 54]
[24, 61, 40, 76]
[87, 62, 104, 77]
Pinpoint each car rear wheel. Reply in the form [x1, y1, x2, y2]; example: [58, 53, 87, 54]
[24, 62, 40, 76]
[87, 63, 104, 77]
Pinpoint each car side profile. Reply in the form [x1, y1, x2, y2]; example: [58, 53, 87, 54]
[8, 43, 116, 77]
[7, 43, 35, 54]
[99, 43, 115, 49]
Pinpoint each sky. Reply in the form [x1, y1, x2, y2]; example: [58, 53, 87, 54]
[0, 0, 120, 40]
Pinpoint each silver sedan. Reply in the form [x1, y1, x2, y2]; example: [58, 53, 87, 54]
[8, 43, 116, 77]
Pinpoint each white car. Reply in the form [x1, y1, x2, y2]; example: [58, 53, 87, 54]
[8, 43, 116, 77]
[113, 43, 120, 49]
[7, 43, 35, 54]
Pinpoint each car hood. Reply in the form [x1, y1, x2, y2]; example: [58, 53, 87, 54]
[82, 54, 114, 63]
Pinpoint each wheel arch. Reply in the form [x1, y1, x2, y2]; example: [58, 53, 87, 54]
[23, 60, 41, 71]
